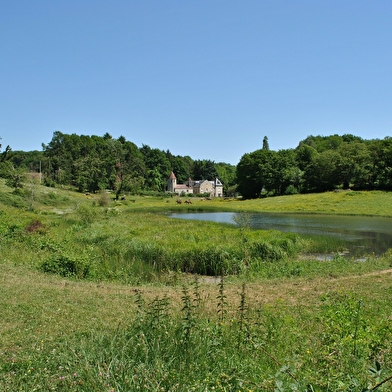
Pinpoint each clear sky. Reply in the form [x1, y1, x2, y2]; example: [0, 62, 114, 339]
[1, 1, 392, 165]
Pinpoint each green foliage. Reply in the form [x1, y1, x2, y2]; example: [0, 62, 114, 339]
[192, 159, 219, 181]
[304, 150, 342, 192]
[2, 183, 392, 284]
[42, 131, 146, 192]
[236, 149, 300, 197]
[0, 141, 12, 162]
[2, 184, 392, 390]
[0, 161, 25, 190]
[7, 131, 392, 197]
[285, 184, 298, 195]
[38, 132, 236, 194]
[40, 254, 90, 278]
[311, 292, 392, 390]
[96, 191, 110, 207]
[238, 134, 392, 198]
[262, 135, 270, 150]
[166, 151, 192, 184]
[236, 151, 265, 198]
[215, 162, 237, 194]
[180, 284, 197, 343]
[250, 240, 287, 261]
[140, 144, 171, 191]
[76, 204, 97, 225]
[2, 279, 392, 391]
[8, 150, 44, 174]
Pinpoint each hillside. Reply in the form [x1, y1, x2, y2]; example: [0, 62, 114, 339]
[1, 181, 392, 390]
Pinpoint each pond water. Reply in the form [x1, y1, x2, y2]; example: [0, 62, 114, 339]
[169, 212, 392, 257]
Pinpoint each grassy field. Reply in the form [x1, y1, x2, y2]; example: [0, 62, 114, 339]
[1, 180, 392, 391]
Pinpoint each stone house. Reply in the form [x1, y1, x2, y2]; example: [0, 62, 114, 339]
[167, 172, 223, 197]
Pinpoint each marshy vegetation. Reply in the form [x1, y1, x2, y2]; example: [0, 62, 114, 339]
[1, 180, 392, 390]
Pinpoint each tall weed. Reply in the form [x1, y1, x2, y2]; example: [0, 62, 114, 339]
[3, 281, 391, 391]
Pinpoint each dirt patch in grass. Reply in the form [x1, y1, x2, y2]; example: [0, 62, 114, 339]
[25, 219, 46, 233]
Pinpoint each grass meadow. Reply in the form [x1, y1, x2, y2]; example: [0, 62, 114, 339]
[1, 179, 392, 391]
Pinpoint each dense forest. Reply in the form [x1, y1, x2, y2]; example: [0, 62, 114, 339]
[1, 132, 392, 198]
[0, 132, 237, 197]
[237, 134, 392, 198]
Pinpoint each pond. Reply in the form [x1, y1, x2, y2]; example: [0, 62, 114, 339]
[169, 212, 392, 257]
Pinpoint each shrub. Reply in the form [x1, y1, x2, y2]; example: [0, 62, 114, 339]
[40, 254, 90, 278]
[183, 246, 237, 275]
[284, 184, 298, 195]
[43, 177, 56, 187]
[76, 204, 96, 224]
[97, 191, 110, 207]
[250, 240, 286, 261]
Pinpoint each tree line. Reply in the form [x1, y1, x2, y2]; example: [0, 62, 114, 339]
[0, 132, 237, 196]
[2, 132, 392, 198]
[237, 134, 392, 198]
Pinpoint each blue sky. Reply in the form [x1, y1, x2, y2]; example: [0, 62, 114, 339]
[1, 1, 391, 165]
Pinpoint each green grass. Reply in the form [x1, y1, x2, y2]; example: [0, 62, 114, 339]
[2, 180, 392, 390]
[220, 190, 392, 216]
[1, 263, 392, 391]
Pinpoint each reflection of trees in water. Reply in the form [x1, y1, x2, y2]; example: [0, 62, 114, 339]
[232, 212, 251, 229]
[232, 213, 252, 243]
[351, 231, 392, 256]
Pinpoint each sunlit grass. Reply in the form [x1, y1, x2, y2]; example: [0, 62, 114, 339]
[178, 190, 392, 217]
[2, 181, 392, 390]
[1, 262, 392, 390]
[1, 180, 392, 281]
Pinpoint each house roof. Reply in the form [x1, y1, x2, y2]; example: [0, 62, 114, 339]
[194, 180, 209, 186]
[169, 171, 176, 180]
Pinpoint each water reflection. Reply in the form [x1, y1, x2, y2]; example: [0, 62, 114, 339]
[169, 212, 392, 257]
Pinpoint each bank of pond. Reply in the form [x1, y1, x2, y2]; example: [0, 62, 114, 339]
[169, 211, 392, 258]
[34, 207, 392, 281]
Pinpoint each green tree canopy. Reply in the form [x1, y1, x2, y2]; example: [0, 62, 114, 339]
[192, 159, 218, 181]
[262, 136, 269, 150]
